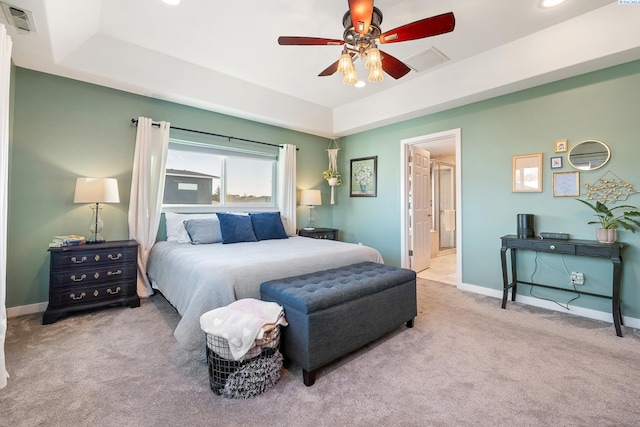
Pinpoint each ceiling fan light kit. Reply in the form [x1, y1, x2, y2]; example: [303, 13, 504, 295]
[278, 0, 455, 86]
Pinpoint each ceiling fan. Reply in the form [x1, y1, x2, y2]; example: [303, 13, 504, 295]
[278, 0, 455, 85]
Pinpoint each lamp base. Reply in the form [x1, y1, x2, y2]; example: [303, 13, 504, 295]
[86, 239, 106, 244]
[303, 227, 315, 231]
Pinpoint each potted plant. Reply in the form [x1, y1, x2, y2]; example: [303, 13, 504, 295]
[323, 168, 342, 205]
[576, 199, 640, 243]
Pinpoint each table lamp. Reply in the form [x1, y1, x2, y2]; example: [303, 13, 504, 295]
[300, 189, 321, 230]
[74, 177, 120, 243]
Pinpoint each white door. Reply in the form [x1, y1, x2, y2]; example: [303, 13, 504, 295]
[409, 145, 431, 271]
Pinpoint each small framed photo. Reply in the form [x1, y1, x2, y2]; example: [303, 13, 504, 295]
[350, 156, 377, 197]
[555, 139, 568, 152]
[553, 171, 580, 197]
[512, 153, 542, 192]
[550, 156, 563, 169]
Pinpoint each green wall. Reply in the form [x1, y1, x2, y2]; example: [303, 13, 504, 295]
[8, 61, 640, 321]
[333, 60, 640, 318]
[8, 68, 329, 308]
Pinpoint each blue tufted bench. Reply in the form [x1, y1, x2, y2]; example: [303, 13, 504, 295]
[260, 261, 417, 386]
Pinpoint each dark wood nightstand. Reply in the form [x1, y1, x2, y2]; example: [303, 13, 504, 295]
[43, 240, 140, 324]
[297, 228, 339, 241]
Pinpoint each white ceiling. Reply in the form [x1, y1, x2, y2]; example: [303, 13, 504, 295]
[3, 0, 640, 138]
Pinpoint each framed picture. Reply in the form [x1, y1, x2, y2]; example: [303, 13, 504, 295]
[512, 153, 542, 192]
[550, 156, 563, 169]
[553, 171, 580, 197]
[555, 139, 568, 152]
[350, 156, 377, 197]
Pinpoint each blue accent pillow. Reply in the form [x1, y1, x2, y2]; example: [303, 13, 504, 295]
[250, 212, 288, 241]
[217, 213, 258, 244]
[183, 218, 223, 244]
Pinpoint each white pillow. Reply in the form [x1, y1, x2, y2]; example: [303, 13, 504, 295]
[165, 213, 218, 243]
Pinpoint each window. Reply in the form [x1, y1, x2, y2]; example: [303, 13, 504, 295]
[163, 140, 276, 207]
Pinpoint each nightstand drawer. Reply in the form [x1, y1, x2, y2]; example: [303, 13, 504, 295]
[49, 282, 136, 307]
[49, 263, 137, 288]
[51, 245, 137, 270]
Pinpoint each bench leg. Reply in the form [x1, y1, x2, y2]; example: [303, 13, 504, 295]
[303, 369, 316, 387]
[406, 318, 414, 328]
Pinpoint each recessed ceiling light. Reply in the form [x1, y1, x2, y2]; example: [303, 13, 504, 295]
[540, 0, 565, 8]
[163, 0, 180, 5]
[354, 81, 366, 88]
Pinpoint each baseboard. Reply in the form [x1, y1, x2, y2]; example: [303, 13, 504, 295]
[6, 302, 48, 318]
[458, 282, 640, 330]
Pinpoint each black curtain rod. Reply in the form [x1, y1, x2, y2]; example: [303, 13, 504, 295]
[130, 118, 298, 151]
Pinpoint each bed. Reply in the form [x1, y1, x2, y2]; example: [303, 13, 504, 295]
[146, 212, 383, 356]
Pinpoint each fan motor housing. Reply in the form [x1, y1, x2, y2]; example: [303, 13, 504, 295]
[342, 7, 382, 45]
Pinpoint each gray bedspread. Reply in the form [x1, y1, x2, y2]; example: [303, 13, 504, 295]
[146, 236, 383, 355]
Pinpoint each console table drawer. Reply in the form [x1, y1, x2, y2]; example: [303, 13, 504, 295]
[532, 241, 575, 255]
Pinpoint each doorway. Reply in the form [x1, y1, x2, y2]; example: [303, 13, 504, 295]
[400, 129, 461, 286]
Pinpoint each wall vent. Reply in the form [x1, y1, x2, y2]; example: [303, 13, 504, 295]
[404, 47, 449, 73]
[0, 2, 36, 33]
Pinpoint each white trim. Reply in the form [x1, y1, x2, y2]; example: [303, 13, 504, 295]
[458, 282, 640, 330]
[6, 302, 48, 318]
[400, 129, 461, 275]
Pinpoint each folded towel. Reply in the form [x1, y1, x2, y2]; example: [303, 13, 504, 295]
[200, 298, 287, 361]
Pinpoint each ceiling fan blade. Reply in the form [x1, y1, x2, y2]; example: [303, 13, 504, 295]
[278, 36, 345, 46]
[379, 12, 455, 44]
[380, 50, 412, 80]
[318, 60, 340, 77]
[348, 0, 374, 35]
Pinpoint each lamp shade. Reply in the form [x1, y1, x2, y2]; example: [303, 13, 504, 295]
[74, 178, 120, 203]
[300, 189, 321, 206]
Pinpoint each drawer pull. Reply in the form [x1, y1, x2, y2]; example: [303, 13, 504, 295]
[70, 274, 87, 282]
[107, 287, 121, 295]
[94, 290, 99, 297]
[549, 245, 556, 251]
[108, 253, 123, 261]
[107, 270, 122, 276]
[70, 292, 86, 300]
[94, 255, 100, 262]
[71, 256, 87, 264]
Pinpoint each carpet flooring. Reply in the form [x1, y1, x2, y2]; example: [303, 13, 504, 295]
[2, 278, 640, 427]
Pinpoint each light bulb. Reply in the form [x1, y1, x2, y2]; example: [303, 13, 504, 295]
[343, 68, 358, 86]
[365, 47, 382, 70]
[368, 66, 384, 83]
[337, 52, 354, 75]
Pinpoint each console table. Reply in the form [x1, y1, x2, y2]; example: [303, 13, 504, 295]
[500, 235, 627, 337]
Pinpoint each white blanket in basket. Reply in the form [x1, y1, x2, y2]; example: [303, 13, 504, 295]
[200, 298, 287, 361]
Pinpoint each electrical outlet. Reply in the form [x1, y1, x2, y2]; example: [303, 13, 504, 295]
[571, 272, 585, 285]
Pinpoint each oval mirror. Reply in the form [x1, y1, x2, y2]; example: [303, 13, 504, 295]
[568, 140, 610, 171]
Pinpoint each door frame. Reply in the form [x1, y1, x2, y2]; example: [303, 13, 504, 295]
[399, 129, 462, 280]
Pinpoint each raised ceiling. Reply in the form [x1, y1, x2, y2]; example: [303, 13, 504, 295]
[3, 0, 639, 138]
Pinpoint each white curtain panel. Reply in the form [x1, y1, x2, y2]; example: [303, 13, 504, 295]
[128, 117, 170, 297]
[0, 23, 12, 389]
[277, 144, 297, 234]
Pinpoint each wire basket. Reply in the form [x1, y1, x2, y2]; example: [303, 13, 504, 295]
[206, 325, 282, 398]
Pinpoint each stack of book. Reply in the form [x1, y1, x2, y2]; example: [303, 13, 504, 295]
[49, 235, 86, 248]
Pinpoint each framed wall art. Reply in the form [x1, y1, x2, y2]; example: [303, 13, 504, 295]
[553, 171, 580, 197]
[555, 139, 568, 152]
[550, 156, 563, 169]
[350, 156, 377, 197]
[512, 153, 542, 192]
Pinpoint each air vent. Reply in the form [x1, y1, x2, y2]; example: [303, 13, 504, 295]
[404, 47, 449, 73]
[0, 2, 36, 33]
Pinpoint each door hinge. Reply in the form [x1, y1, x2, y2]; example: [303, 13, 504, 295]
[409, 250, 414, 256]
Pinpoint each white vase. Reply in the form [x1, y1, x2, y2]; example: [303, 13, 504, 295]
[596, 228, 617, 243]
